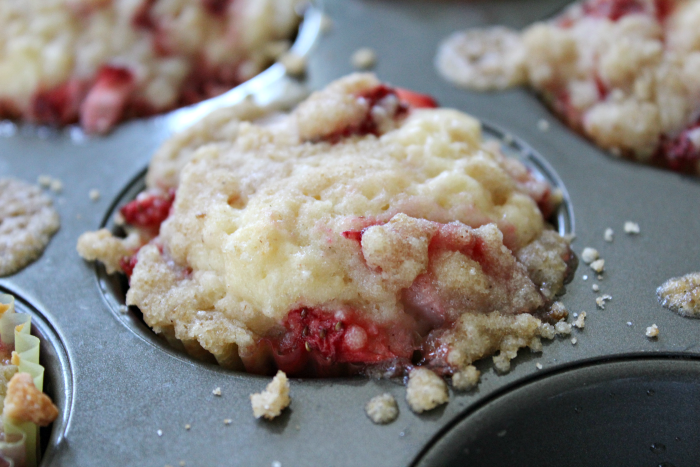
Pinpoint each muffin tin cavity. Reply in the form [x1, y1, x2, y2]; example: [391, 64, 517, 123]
[412, 357, 700, 467]
[0, 287, 73, 466]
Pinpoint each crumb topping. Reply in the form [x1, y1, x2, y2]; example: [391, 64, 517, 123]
[365, 393, 399, 424]
[3, 372, 58, 426]
[405, 368, 449, 413]
[250, 370, 290, 420]
[0, 178, 60, 277]
[657, 272, 700, 318]
[645, 323, 659, 338]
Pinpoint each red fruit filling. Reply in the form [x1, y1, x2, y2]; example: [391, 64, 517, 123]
[119, 254, 139, 280]
[656, 121, 700, 173]
[582, 0, 647, 21]
[320, 85, 439, 143]
[258, 308, 415, 377]
[201, 0, 233, 16]
[79, 65, 136, 133]
[119, 189, 175, 235]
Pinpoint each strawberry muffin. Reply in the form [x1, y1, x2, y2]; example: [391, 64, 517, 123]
[0, 0, 303, 133]
[437, 0, 700, 175]
[78, 74, 574, 379]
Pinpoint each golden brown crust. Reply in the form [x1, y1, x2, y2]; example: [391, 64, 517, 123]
[4, 372, 58, 426]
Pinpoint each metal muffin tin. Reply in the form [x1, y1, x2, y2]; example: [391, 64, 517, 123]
[1, 0, 699, 465]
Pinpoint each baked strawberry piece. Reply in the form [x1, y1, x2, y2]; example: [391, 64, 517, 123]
[78, 74, 574, 379]
[437, 0, 700, 175]
[0, 0, 302, 133]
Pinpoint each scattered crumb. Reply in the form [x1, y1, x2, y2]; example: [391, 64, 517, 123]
[656, 272, 700, 318]
[89, 189, 100, 201]
[604, 228, 614, 242]
[582, 275, 588, 281]
[581, 247, 599, 264]
[571, 337, 577, 345]
[627, 321, 633, 326]
[118, 304, 129, 314]
[535, 363, 543, 370]
[250, 370, 291, 420]
[645, 324, 659, 338]
[554, 321, 572, 335]
[405, 368, 449, 413]
[351, 47, 377, 70]
[590, 259, 605, 273]
[592, 284, 600, 292]
[624, 221, 640, 235]
[596, 294, 612, 309]
[179, 462, 185, 467]
[50, 179, 63, 193]
[157, 429, 163, 437]
[365, 393, 399, 424]
[537, 119, 549, 131]
[279, 52, 306, 76]
[223, 419, 232, 425]
[212, 387, 222, 396]
[451, 365, 480, 391]
[502, 133, 514, 145]
[573, 312, 587, 329]
[184, 424, 191, 430]
[37, 175, 52, 188]
[597, 275, 604, 281]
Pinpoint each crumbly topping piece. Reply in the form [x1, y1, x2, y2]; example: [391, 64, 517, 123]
[89, 189, 101, 202]
[212, 387, 222, 396]
[250, 371, 290, 420]
[657, 272, 700, 318]
[573, 311, 587, 329]
[590, 259, 605, 273]
[581, 247, 599, 264]
[555, 321, 572, 335]
[596, 294, 613, 309]
[645, 324, 659, 338]
[592, 284, 600, 292]
[436, 27, 528, 90]
[451, 365, 480, 391]
[406, 368, 449, 413]
[624, 222, 640, 235]
[365, 393, 399, 424]
[0, 178, 60, 276]
[3, 372, 58, 426]
[604, 228, 614, 242]
[351, 48, 378, 70]
[279, 52, 306, 76]
[76, 229, 142, 274]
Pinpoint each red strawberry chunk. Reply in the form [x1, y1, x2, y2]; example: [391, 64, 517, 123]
[395, 88, 439, 109]
[119, 254, 139, 280]
[80, 66, 135, 134]
[119, 190, 175, 233]
[583, 0, 647, 20]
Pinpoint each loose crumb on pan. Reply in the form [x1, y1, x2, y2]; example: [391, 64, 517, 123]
[624, 222, 640, 235]
[582, 275, 588, 281]
[223, 419, 232, 425]
[592, 284, 599, 292]
[405, 368, 449, 413]
[537, 119, 549, 131]
[157, 429, 163, 437]
[581, 247, 599, 264]
[351, 47, 378, 70]
[596, 294, 612, 309]
[589, 259, 605, 273]
[573, 312, 586, 329]
[184, 424, 191, 430]
[656, 272, 700, 318]
[279, 52, 306, 76]
[365, 393, 399, 424]
[645, 324, 659, 338]
[250, 371, 291, 420]
[535, 363, 543, 370]
[604, 228, 614, 242]
[555, 321, 572, 335]
[50, 179, 63, 193]
[212, 387, 222, 396]
[89, 189, 100, 201]
[571, 337, 577, 345]
[320, 13, 333, 34]
[451, 365, 480, 391]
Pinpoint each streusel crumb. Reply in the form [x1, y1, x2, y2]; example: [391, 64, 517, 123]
[4, 372, 58, 426]
[451, 365, 480, 391]
[406, 368, 449, 413]
[250, 371, 290, 420]
[657, 272, 700, 318]
[365, 393, 399, 424]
